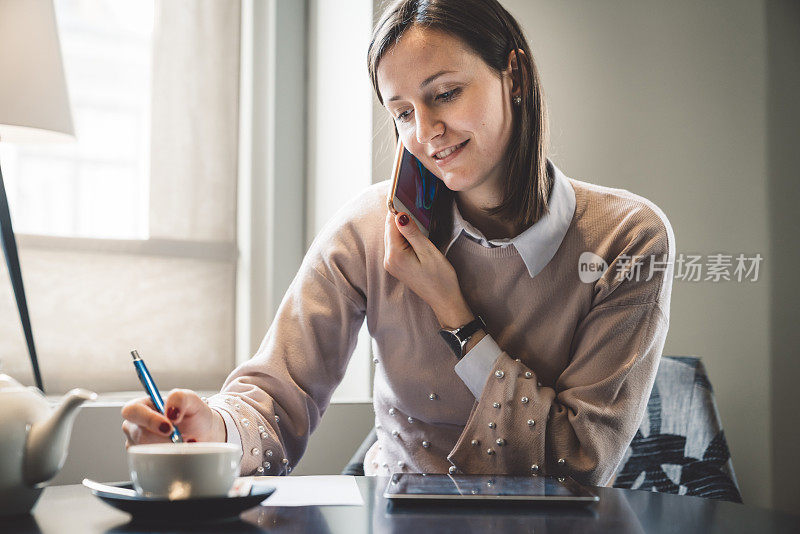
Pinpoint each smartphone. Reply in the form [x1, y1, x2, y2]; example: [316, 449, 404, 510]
[387, 140, 440, 238]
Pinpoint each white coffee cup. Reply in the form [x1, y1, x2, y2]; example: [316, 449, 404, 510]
[127, 442, 241, 499]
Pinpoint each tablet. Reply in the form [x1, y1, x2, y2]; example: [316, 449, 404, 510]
[383, 473, 599, 504]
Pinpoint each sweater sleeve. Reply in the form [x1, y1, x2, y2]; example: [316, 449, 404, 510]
[206, 216, 369, 476]
[447, 216, 674, 486]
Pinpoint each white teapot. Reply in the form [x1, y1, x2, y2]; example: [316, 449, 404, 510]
[0, 373, 96, 516]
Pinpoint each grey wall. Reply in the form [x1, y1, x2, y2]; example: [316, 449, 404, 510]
[765, 0, 800, 517]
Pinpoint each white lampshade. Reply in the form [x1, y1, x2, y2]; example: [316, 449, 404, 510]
[0, 0, 74, 143]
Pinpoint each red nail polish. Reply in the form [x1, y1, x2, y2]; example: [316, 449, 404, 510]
[159, 422, 171, 434]
[167, 407, 179, 420]
[398, 214, 409, 226]
[187, 438, 197, 443]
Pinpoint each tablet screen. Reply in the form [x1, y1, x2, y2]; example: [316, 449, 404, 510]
[384, 474, 598, 502]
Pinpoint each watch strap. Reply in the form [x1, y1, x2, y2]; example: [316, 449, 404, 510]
[439, 316, 486, 359]
[453, 316, 485, 341]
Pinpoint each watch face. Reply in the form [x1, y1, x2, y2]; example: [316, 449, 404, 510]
[438, 331, 462, 357]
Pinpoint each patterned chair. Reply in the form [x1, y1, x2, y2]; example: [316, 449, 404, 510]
[342, 355, 743, 503]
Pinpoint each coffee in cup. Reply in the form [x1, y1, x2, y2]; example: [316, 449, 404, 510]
[127, 442, 241, 499]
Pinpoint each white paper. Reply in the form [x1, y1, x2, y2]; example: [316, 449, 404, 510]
[251, 475, 365, 507]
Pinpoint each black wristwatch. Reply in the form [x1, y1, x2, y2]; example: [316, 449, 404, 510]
[438, 316, 486, 360]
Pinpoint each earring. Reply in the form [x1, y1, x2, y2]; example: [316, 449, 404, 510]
[513, 96, 522, 105]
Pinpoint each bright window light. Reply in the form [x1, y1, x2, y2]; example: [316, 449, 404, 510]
[0, 0, 154, 240]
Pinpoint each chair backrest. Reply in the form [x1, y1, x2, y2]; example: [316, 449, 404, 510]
[612, 356, 742, 502]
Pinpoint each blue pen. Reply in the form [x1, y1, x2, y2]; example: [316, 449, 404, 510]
[130, 350, 183, 443]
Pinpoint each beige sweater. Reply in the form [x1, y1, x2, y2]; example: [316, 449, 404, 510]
[208, 162, 675, 486]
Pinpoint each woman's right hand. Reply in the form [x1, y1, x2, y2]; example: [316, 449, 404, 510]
[121, 389, 227, 447]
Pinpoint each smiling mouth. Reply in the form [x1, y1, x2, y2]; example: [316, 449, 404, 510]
[433, 140, 469, 159]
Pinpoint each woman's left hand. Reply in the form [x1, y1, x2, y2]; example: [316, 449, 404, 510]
[383, 210, 472, 328]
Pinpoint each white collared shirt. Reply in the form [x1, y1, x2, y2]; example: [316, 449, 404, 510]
[451, 159, 577, 397]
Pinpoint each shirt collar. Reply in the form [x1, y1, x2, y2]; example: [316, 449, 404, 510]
[442, 158, 577, 278]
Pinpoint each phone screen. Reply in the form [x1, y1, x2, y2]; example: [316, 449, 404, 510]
[394, 147, 439, 231]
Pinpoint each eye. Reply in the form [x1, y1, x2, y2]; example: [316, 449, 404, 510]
[436, 88, 461, 102]
[396, 109, 412, 122]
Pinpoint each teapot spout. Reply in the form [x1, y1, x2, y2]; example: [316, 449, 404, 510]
[24, 388, 97, 486]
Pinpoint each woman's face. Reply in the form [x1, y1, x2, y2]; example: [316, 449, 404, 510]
[377, 26, 516, 198]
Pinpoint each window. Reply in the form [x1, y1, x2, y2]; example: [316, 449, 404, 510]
[0, 0, 153, 239]
[0, 1, 239, 394]
[1, 0, 375, 403]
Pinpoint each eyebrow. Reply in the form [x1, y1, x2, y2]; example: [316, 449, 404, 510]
[386, 70, 457, 102]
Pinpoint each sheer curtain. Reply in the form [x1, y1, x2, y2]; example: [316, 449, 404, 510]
[0, 0, 241, 394]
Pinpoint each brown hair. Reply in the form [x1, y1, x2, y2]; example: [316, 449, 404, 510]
[368, 0, 552, 248]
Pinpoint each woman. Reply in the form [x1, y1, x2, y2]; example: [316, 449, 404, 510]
[122, 0, 674, 486]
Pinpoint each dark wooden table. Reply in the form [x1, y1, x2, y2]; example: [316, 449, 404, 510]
[5, 477, 799, 533]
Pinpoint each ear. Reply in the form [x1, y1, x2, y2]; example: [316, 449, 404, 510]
[505, 48, 527, 99]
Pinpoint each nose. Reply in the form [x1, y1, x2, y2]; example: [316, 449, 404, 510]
[415, 105, 444, 145]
